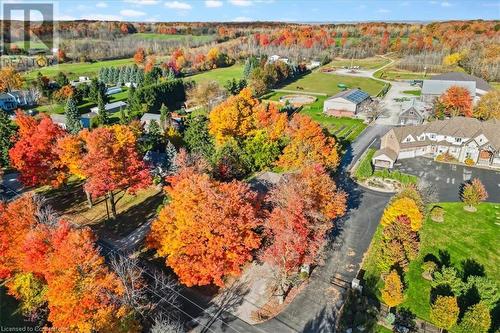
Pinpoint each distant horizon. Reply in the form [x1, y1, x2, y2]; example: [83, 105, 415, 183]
[2, 0, 499, 22]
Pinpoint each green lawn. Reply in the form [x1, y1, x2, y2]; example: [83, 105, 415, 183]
[262, 91, 366, 143]
[276, 71, 386, 97]
[328, 57, 391, 70]
[23, 58, 136, 81]
[374, 68, 433, 81]
[188, 64, 244, 85]
[36, 89, 129, 115]
[362, 202, 499, 324]
[130, 33, 214, 43]
[491, 82, 500, 90]
[402, 89, 421, 96]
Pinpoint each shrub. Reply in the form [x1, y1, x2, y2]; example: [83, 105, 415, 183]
[355, 149, 375, 180]
[430, 206, 444, 222]
[464, 158, 474, 166]
[431, 266, 465, 296]
[422, 261, 438, 280]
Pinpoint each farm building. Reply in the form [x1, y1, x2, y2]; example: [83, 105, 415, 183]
[398, 98, 429, 126]
[421, 72, 492, 104]
[323, 88, 371, 118]
[90, 101, 127, 114]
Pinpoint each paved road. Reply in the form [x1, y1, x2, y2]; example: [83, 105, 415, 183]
[395, 158, 500, 202]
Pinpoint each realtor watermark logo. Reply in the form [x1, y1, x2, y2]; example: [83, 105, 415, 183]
[1, 1, 59, 69]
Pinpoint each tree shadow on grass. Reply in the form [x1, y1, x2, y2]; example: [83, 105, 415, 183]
[460, 258, 485, 280]
[42, 180, 89, 213]
[92, 190, 164, 239]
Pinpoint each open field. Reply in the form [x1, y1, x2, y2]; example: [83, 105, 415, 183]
[188, 64, 244, 85]
[328, 56, 391, 70]
[23, 58, 136, 81]
[362, 202, 499, 325]
[374, 68, 434, 81]
[6, 40, 49, 50]
[277, 71, 386, 96]
[262, 91, 366, 143]
[130, 33, 214, 43]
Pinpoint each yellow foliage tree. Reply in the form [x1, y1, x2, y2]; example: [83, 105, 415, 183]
[381, 197, 423, 231]
[381, 269, 404, 308]
[443, 52, 462, 66]
[0, 67, 23, 92]
[208, 88, 259, 146]
[474, 90, 500, 120]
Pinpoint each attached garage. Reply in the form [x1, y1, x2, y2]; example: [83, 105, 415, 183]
[398, 149, 416, 159]
[372, 148, 398, 169]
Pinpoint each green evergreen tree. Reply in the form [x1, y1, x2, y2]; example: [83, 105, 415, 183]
[55, 71, 69, 87]
[456, 302, 491, 333]
[147, 120, 163, 150]
[164, 140, 177, 174]
[119, 108, 128, 125]
[0, 110, 16, 168]
[135, 69, 144, 86]
[183, 114, 215, 159]
[65, 97, 82, 134]
[96, 93, 109, 125]
[159, 104, 171, 129]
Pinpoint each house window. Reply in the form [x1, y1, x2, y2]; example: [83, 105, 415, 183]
[430, 134, 436, 139]
[455, 138, 462, 143]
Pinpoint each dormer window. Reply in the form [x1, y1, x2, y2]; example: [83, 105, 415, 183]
[455, 138, 462, 143]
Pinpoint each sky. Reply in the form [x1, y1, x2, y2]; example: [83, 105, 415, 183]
[3, 0, 500, 22]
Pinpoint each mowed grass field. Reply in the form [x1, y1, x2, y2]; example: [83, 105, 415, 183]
[23, 58, 136, 81]
[262, 91, 366, 143]
[362, 202, 499, 324]
[328, 56, 391, 70]
[129, 33, 214, 43]
[188, 64, 244, 85]
[277, 71, 386, 96]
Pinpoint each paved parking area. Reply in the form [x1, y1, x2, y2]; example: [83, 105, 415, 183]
[394, 158, 500, 202]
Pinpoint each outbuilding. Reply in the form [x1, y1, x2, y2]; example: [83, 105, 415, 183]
[323, 88, 371, 118]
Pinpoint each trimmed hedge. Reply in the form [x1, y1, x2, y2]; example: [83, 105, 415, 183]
[373, 169, 418, 185]
[135, 79, 186, 111]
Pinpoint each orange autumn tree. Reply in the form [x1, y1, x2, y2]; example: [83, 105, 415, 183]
[133, 48, 146, 65]
[9, 112, 68, 187]
[0, 195, 139, 332]
[436, 86, 473, 118]
[262, 164, 347, 301]
[381, 269, 404, 308]
[41, 221, 139, 333]
[148, 162, 262, 287]
[208, 87, 260, 145]
[277, 114, 340, 171]
[80, 125, 151, 218]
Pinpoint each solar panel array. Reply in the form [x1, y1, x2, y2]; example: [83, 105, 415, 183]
[345, 89, 370, 104]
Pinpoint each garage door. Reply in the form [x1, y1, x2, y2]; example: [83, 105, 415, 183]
[398, 150, 416, 159]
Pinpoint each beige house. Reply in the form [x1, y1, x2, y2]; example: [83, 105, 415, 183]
[373, 117, 500, 169]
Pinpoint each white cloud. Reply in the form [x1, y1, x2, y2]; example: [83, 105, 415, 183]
[232, 16, 253, 21]
[229, 0, 253, 6]
[96, 2, 108, 8]
[120, 9, 147, 17]
[377, 8, 390, 13]
[56, 14, 77, 21]
[164, 1, 192, 9]
[205, 0, 223, 7]
[82, 13, 123, 21]
[441, 1, 452, 6]
[124, 0, 160, 4]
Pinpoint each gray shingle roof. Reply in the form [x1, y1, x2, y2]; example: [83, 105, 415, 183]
[430, 72, 492, 91]
[392, 117, 500, 150]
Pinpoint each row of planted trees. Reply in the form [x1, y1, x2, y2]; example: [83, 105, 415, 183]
[375, 180, 494, 333]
